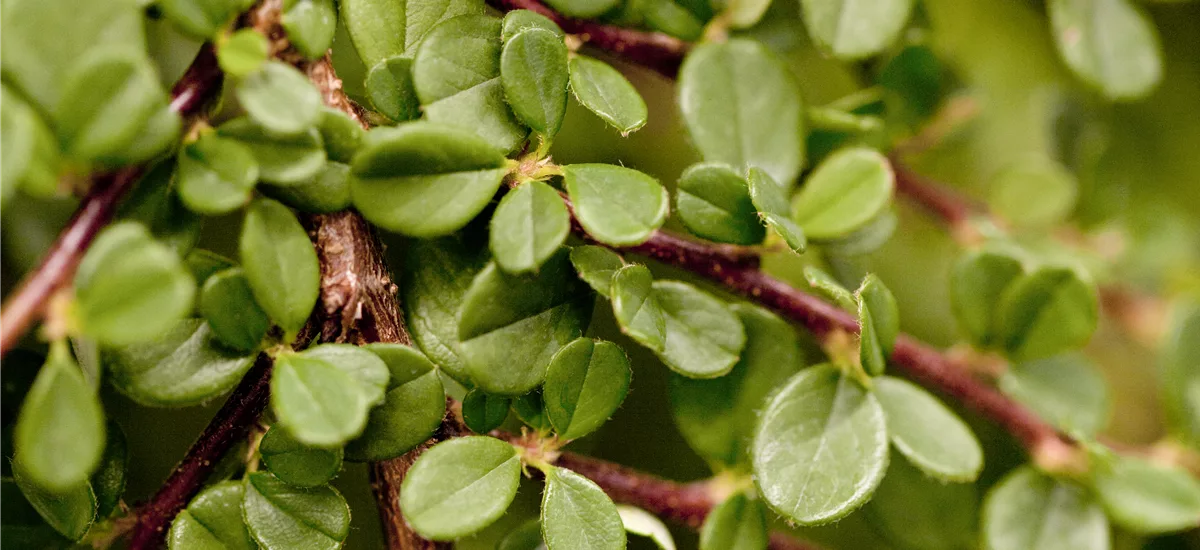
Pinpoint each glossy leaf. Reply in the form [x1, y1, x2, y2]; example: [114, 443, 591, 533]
[676, 163, 765, 245]
[541, 466, 626, 550]
[11, 458, 96, 541]
[55, 49, 167, 163]
[271, 354, 371, 447]
[300, 343, 391, 406]
[791, 147, 894, 240]
[104, 319, 257, 407]
[218, 118, 327, 186]
[283, 0, 337, 59]
[243, 472, 350, 549]
[568, 56, 648, 135]
[982, 467, 1109, 550]
[874, 376, 983, 481]
[1092, 456, 1200, 534]
[240, 198, 321, 335]
[950, 248, 1025, 348]
[678, 39, 803, 186]
[747, 168, 806, 253]
[75, 222, 196, 346]
[864, 454, 977, 550]
[857, 274, 898, 376]
[611, 265, 666, 351]
[218, 29, 268, 78]
[563, 164, 669, 246]
[752, 364, 888, 525]
[501, 28, 569, 137]
[996, 266, 1098, 362]
[260, 426, 344, 488]
[491, 180, 571, 273]
[177, 134, 259, 215]
[1048, 0, 1162, 100]
[237, 61, 322, 137]
[168, 481, 255, 550]
[570, 245, 625, 297]
[350, 122, 509, 237]
[617, 506, 676, 550]
[14, 342, 105, 493]
[400, 436, 522, 539]
[263, 162, 353, 213]
[800, 0, 914, 59]
[502, 10, 564, 42]
[652, 281, 745, 379]
[670, 304, 802, 466]
[345, 370, 446, 461]
[544, 338, 631, 440]
[1000, 353, 1110, 436]
[1161, 302, 1200, 445]
[403, 236, 490, 384]
[365, 56, 421, 122]
[699, 493, 768, 550]
[340, 0, 483, 68]
[463, 389, 512, 433]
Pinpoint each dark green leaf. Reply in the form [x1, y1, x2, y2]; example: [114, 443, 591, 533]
[262, 162, 353, 213]
[800, 0, 914, 59]
[271, 354, 371, 447]
[240, 198, 320, 335]
[803, 266, 856, 310]
[670, 304, 802, 466]
[864, 454, 977, 550]
[217, 29, 269, 78]
[501, 28, 569, 137]
[1048, 0, 1162, 100]
[747, 168, 806, 253]
[544, 338, 631, 440]
[676, 163, 765, 245]
[340, 0, 483, 68]
[14, 343, 104, 493]
[996, 266, 1098, 362]
[300, 343, 391, 406]
[237, 61, 322, 137]
[186, 250, 237, 286]
[55, 50, 170, 163]
[119, 161, 202, 257]
[541, 466, 626, 550]
[1161, 301, 1200, 445]
[349, 122, 509, 237]
[168, 481, 255, 550]
[260, 425, 344, 488]
[1092, 456, 1200, 534]
[791, 147, 894, 240]
[982, 467, 1109, 550]
[177, 134, 259, 215]
[75, 222, 196, 345]
[400, 436, 522, 539]
[513, 389, 553, 432]
[678, 39, 803, 186]
[283, 0, 337, 59]
[11, 458, 95, 541]
[950, 247, 1025, 348]
[857, 274, 898, 376]
[104, 319, 257, 406]
[463, 389, 512, 433]
[874, 376, 982, 481]
[502, 10, 564, 42]
[458, 251, 592, 395]
[243, 472, 350, 549]
[568, 56, 648, 135]
[365, 56, 421, 122]
[158, 0, 239, 38]
[563, 164, 669, 246]
[1000, 353, 1110, 436]
[611, 264, 666, 351]
[491, 180, 571, 273]
[403, 236, 490, 384]
[498, 519, 544, 550]
[90, 422, 127, 519]
[569, 245, 625, 297]
[345, 370, 445, 461]
[317, 108, 364, 164]
[652, 281, 745, 379]
[752, 364, 888, 525]
[699, 493, 768, 550]
[218, 118, 327, 186]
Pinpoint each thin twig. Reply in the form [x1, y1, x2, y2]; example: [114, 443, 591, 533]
[0, 45, 224, 359]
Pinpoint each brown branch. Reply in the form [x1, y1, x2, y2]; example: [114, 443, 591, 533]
[0, 45, 223, 359]
[486, 0, 689, 77]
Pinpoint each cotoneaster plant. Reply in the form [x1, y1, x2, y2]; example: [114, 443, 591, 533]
[2, 0, 1199, 549]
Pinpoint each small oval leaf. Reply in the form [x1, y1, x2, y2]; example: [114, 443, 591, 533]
[400, 436, 522, 540]
[544, 338, 632, 440]
[240, 198, 321, 335]
[563, 163, 669, 246]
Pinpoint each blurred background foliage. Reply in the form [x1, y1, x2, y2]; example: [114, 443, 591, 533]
[3, 0, 1200, 548]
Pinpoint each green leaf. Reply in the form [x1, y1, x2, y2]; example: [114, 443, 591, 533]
[237, 61, 323, 137]
[857, 274, 898, 376]
[316, 107, 364, 163]
[1000, 353, 1110, 437]
[501, 28, 569, 137]
[344, 368, 445, 461]
[1048, 0, 1163, 100]
[365, 342, 439, 387]
[1092, 456, 1200, 534]
[260, 426, 344, 488]
[563, 164, 669, 246]
[119, 162, 202, 256]
[158, 0, 240, 38]
[104, 319, 258, 406]
[1162, 302, 1200, 445]
[491, 181, 571, 273]
[513, 389, 553, 432]
[463, 389, 512, 433]
[642, 0, 703, 40]
[611, 265, 666, 351]
[699, 493, 768, 550]
[670, 304, 802, 467]
[350, 122, 509, 237]
[727, 0, 772, 28]
[819, 208, 897, 256]
[11, 458, 96, 541]
[283, 0, 336, 59]
[75, 222, 196, 345]
[502, 10, 564, 42]
[90, 423, 127, 519]
[678, 39, 804, 186]
[177, 134, 259, 215]
[747, 168, 806, 253]
[950, 247, 1025, 348]
[14, 342, 105, 492]
[499, 519, 544, 550]
[54, 50, 169, 163]
[800, 0, 914, 59]
[186, 250, 237, 286]
[982, 467, 1109, 550]
[340, 0, 483, 68]
[400, 436, 522, 539]
[803, 266, 856, 310]
[413, 15, 528, 153]
[652, 281, 745, 379]
[988, 159, 1078, 228]
[996, 266, 1098, 362]
[676, 163, 765, 245]
[569, 245, 625, 297]
[403, 236, 490, 384]
[169, 481, 255, 550]
[243, 472, 350, 550]
[217, 29, 269, 78]
[568, 56, 648, 135]
[752, 364, 888, 525]
[239, 198, 320, 335]
[262, 162, 353, 214]
[791, 147, 894, 240]
[365, 56, 421, 122]
[122, 104, 185, 165]
[542, 0, 619, 18]
[617, 505, 676, 550]
[864, 453, 977, 550]
[271, 354, 371, 447]
[874, 376, 983, 481]
[218, 118, 327, 186]
[300, 344, 391, 406]
[1, 86, 60, 203]
[544, 338, 631, 440]
[541, 466, 626, 550]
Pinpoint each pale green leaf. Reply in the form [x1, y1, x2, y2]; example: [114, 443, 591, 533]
[1092, 456, 1200, 534]
[365, 56, 421, 122]
[1048, 0, 1163, 100]
[283, 0, 337, 59]
[617, 506, 675, 550]
[168, 481, 255, 550]
[491, 181, 571, 273]
[982, 467, 1109, 550]
[237, 61, 323, 137]
[676, 163, 765, 245]
[569, 245, 625, 297]
[563, 164, 669, 246]
[218, 118, 327, 186]
[541, 466, 626, 550]
[501, 28, 570, 137]
[243, 472, 350, 549]
[260, 426, 344, 488]
[176, 134, 259, 215]
[544, 338, 631, 440]
[271, 355, 371, 447]
[800, 0, 915, 59]
[611, 265, 666, 351]
[652, 281, 745, 379]
[874, 376, 983, 481]
[568, 56, 647, 135]
[791, 147, 894, 240]
[996, 266, 1099, 362]
[400, 436, 522, 539]
[1000, 353, 1110, 437]
[699, 493, 768, 550]
[240, 198, 320, 335]
[950, 247, 1025, 348]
